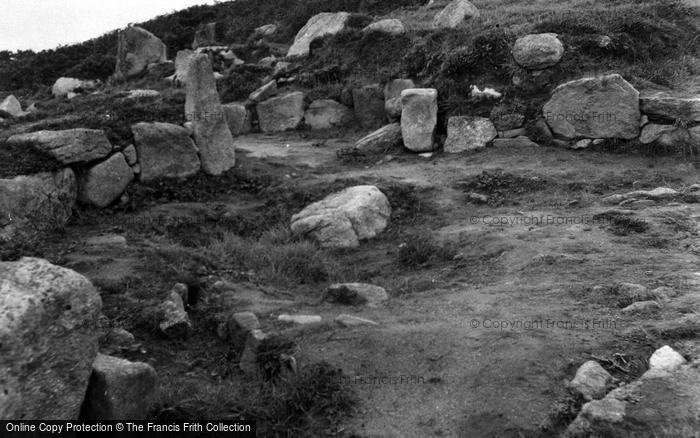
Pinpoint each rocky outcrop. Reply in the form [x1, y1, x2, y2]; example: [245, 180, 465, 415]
[81, 354, 157, 420]
[287, 12, 350, 57]
[384, 79, 415, 119]
[7, 129, 112, 164]
[114, 26, 167, 80]
[0, 168, 77, 241]
[257, 91, 306, 133]
[354, 123, 404, 153]
[640, 92, 700, 122]
[291, 185, 391, 248]
[362, 19, 406, 35]
[79, 153, 134, 208]
[132, 122, 201, 182]
[512, 33, 564, 69]
[433, 0, 480, 29]
[304, 99, 354, 130]
[543, 74, 640, 139]
[0, 258, 102, 420]
[401, 88, 438, 152]
[444, 116, 497, 152]
[222, 103, 253, 135]
[184, 53, 236, 175]
[353, 84, 386, 129]
[52, 77, 97, 98]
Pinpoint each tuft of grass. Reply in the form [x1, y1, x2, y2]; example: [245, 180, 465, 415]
[593, 211, 650, 236]
[397, 230, 457, 268]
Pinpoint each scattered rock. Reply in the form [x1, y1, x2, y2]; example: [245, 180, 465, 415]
[466, 192, 489, 203]
[0, 257, 102, 419]
[81, 354, 157, 421]
[114, 26, 167, 80]
[222, 103, 253, 135]
[159, 291, 192, 338]
[615, 282, 652, 302]
[78, 154, 134, 208]
[362, 19, 406, 35]
[0, 95, 27, 117]
[512, 33, 564, 69]
[291, 185, 391, 248]
[287, 12, 350, 57]
[433, 0, 480, 29]
[124, 89, 160, 99]
[325, 283, 389, 307]
[353, 84, 386, 129]
[384, 79, 415, 119]
[304, 99, 354, 130]
[146, 60, 175, 79]
[85, 234, 127, 248]
[101, 328, 136, 351]
[278, 314, 323, 324]
[621, 300, 660, 314]
[444, 116, 497, 152]
[572, 139, 592, 150]
[184, 53, 236, 175]
[354, 123, 403, 152]
[640, 93, 700, 122]
[254, 24, 278, 38]
[7, 128, 112, 164]
[490, 105, 525, 131]
[335, 314, 379, 327]
[249, 80, 277, 103]
[569, 361, 614, 401]
[401, 88, 438, 152]
[0, 168, 77, 242]
[648, 345, 686, 373]
[132, 122, 201, 182]
[543, 74, 640, 139]
[227, 312, 260, 350]
[257, 91, 306, 133]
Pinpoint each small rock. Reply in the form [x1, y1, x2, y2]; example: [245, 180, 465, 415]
[512, 33, 564, 69]
[498, 128, 527, 138]
[492, 136, 538, 148]
[355, 123, 403, 153]
[102, 328, 136, 350]
[125, 89, 160, 99]
[85, 234, 127, 247]
[122, 144, 137, 165]
[325, 283, 389, 307]
[82, 354, 157, 420]
[569, 361, 613, 401]
[433, 0, 480, 29]
[159, 291, 191, 338]
[278, 314, 322, 324]
[651, 286, 677, 300]
[572, 139, 592, 150]
[466, 192, 489, 204]
[621, 300, 660, 314]
[648, 345, 686, 373]
[362, 19, 406, 35]
[444, 116, 497, 152]
[335, 314, 379, 327]
[0, 95, 27, 117]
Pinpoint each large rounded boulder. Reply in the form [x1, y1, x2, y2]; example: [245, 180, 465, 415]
[512, 33, 564, 69]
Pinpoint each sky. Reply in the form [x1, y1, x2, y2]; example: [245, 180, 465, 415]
[0, 0, 218, 52]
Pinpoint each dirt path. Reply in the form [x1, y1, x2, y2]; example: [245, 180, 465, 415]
[57, 132, 700, 437]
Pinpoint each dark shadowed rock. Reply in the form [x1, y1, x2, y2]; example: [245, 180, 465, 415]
[304, 99, 354, 130]
[353, 84, 386, 129]
[0, 168, 76, 241]
[325, 283, 389, 307]
[384, 79, 415, 120]
[227, 312, 260, 350]
[640, 92, 700, 122]
[355, 123, 403, 152]
[222, 103, 253, 135]
[79, 154, 134, 208]
[132, 122, 201, 182]
[192, 22, 218, 49]
[81, 354, 157, 421]
[0, 258, 102, 420]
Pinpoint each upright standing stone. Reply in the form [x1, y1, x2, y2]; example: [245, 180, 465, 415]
[401, 88, 438, 152]
[353, 84, 386, 129]
[0, 258, 102, 420]
[542, 74, 640, 139]
[114, 26, 167, 80]
[184, 54, 236, 175]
